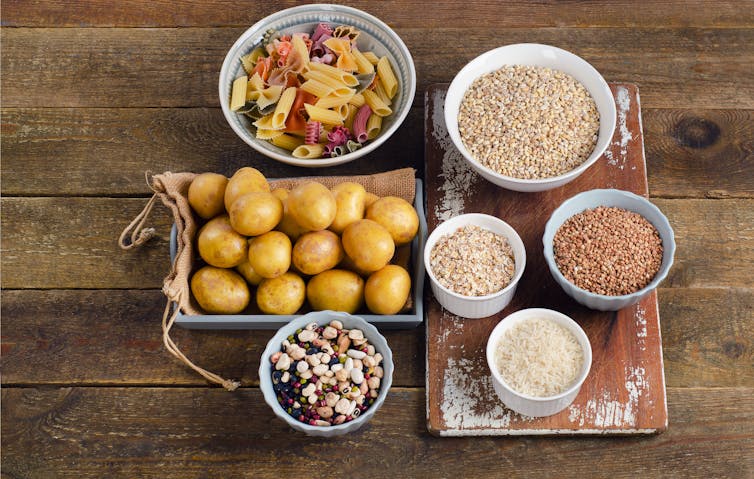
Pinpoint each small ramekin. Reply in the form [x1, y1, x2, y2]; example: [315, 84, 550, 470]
[423, 213, 526, 318]
[486, 308, 592, 417]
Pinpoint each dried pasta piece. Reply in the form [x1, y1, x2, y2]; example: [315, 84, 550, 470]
[292, 143, 325, 159]
[300, 79, 334, 98]
[230, 76, 248, 111]
[308, 62, 359, 87]
[362, 51, 380, 65]
[333, 25, 359, 42]
[366, 113, 382, 140]
[355, 72, 376, 94]
[285, 89, 316, 133]
[315, 93, 355, 109]
[304, 103, 344, 126]
[362, 90, 392, 117]
[374, 81, 392, 106]
[302, 71, 353, 96]
[352, 48, 375, 74]
[271, 133, 304, 151]
[240, 47, 266, 74]
[256, 85, 284, 110]
[352, 104, 372, 143]
[246, 72, 265, 101]
[348, 92, 366, 107]
[343, 104, 359, 131]
[272, 87, 298, 130]
[305, 120, 321, 145]
[253, 113, 276, 130]
[256, 128, 285, 140]
[376, 56, 398, 99]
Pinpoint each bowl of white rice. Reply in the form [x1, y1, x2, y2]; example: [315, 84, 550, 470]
[486, 308, 592, 417]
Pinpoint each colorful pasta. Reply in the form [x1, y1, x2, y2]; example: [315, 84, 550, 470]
[230, 22, 400, 158]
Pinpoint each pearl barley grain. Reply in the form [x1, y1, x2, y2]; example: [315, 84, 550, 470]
[458, 65, 600, 179]
[430, 225, 515, 296]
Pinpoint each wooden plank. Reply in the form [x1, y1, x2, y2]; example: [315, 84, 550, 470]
[644, 109, 754, 198]
[2, 27, 753, 109]
[0, 107, 425, 196]
[426, 83, 669, 435]
[3, 0, 753, 27]
[2, 107, 751, 197]
[1, 387, 752, 478]
[0, 288, 749, 388]
[2, 197, 752, 290]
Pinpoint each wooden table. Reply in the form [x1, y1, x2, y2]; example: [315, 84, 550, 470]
[2, 1, 752, 477]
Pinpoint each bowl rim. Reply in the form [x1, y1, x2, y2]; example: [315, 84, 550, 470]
[444, 42, 617, 186]
[218, 3, 417, 167]
[542, 188, 677, 302]
[258, 310, 394, 432]
[486, 308, 593, 402]
[423, 213, 527, 302]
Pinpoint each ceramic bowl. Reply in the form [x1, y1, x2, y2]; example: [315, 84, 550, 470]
[424, 213, 526, 319]
[219, 4, 416, 167]
[543, 189, 676, 311]
[486, 308, 592, 417]
[444, 43, 616, 192]
[259, 310, 393, 436]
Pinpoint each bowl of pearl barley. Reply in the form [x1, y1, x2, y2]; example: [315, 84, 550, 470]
[444, 43, 617, 192]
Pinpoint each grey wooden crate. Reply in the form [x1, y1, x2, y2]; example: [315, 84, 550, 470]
[170, 179, 426, 329]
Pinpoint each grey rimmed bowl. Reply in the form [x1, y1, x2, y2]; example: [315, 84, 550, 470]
[219, 4, 416, 167]
[259, 310, 394, 436]
[543, 189, 676, 311]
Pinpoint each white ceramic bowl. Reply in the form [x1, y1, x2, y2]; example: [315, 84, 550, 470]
[219, 4, 416, 167]
[444, 43, 617, 192]
[424, 213, 526, 319]
[259, 310, 393, 436]
[486, 308, 592, 417]
[543, 189, 676, 311]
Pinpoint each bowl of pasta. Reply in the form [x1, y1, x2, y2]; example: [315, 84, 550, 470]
[219, 4, 416, 167]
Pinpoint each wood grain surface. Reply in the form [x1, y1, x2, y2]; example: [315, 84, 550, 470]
[2, 0, 752, 476]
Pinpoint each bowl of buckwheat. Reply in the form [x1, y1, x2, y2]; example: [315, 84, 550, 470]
[424, 213, 526, 318]
[444, 43, 617, 192]
[260, 310, 393, 436]
[543, 189, 676, 311]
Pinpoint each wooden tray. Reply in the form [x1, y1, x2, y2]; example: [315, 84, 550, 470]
[424, 83, 668, 436]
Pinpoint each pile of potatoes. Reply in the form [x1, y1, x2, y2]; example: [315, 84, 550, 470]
[187, 167, 419, 316]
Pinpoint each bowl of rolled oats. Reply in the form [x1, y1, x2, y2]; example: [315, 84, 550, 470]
[543, 189, 676, 311]
[444, 43, 616, 192]
[424, 213, 526, 318]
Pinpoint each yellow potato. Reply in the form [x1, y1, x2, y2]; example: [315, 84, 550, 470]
[364, 264, 411, 315]
[191, 266, 250, 314]
[228, 191, 283, 236]
[337, 254, 372, 278]
[342, 219, 395, 273]
[292, 230, 344, 276]
[329, 182, 366, 234]
[256, 272, 306, 315]
[224, 167, 270, 211]
[197, 214, 248, 268]
[364, 192, 380, 208]
[366, 196, 419, 246]
[248, 231, 292, 279]
[188, 172, 228, 219]
[287, 181, 337, 231]
[274, 189, 310, 241]
[235, 259, 264, 286]
[307, 269, 364, 314]
[271, 188, 289, 202]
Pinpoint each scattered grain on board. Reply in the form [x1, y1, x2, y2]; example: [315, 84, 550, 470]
[553, 206, 663, 296]
[430, 224, 515, 296]
[458, 65, 600, 179]
[494, 317, 584, 397]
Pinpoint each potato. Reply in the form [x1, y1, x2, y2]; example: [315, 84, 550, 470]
[337, 254, 372, 278]
[224, 167, 270, 211]
[342, 219, 395, 273]
[197, 214, 247, 268]
[274, 189, 310, 241]
[329, 182, 366, 234]
[191, 266, 250, 314]
[235, 259, 263, 286]
[364, 264, 411, 315]
[364, 192, 380, 208]
[256, 272, 306, 315]
[366, 196, 419, 246]
[307, 269, 364, 314]
[248, 231, 291, 279]
[188, 172, 228, 219]
[228, 191, 283, 236]
[292, 230, 344, 276]
[287, 181, 337, 231]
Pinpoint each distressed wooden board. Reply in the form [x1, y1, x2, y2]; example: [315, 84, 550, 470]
[425, 83, 668, 435]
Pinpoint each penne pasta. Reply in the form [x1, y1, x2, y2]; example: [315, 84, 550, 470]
[292, 143, 325, 159]
[376, 56, 398, 99]
[230, 76, 248, 111]
[348, 92, 366, 107]
[253, 113, 275, 130]
[366, 113, 382, 140]
[343, 104, 359, 131]
[315, 93, 355, 109]
[352, 48, 375, 74]
[308, 62, 359, 87]
[304, 103, 344, 126]
[271, 86, 298, 130]
[271, 133, 304, 151]
[362, 51, 380, 65]
[374, 81, 392, 106]
[362, 89, 393, 117]
[300, 78, 334, 98]
[302, 71, 353, 96]
[334, 103, 350, 120]
[290, 35, 310, 69]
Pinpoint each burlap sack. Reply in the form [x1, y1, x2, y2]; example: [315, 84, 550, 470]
[119, 167, 416, 390]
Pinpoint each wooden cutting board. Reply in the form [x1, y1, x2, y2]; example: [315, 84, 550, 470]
[424, 83, 668, 436]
